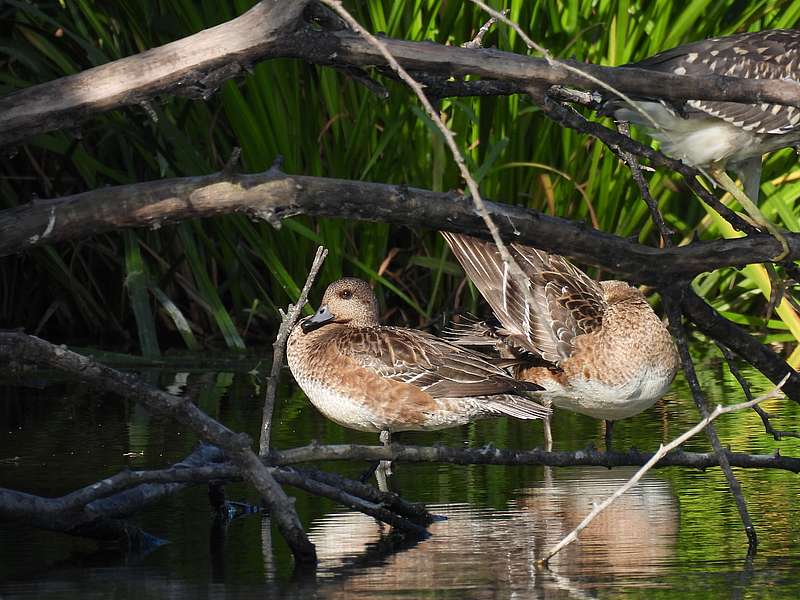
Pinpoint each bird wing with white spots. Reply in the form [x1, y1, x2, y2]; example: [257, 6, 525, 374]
[628, 29, 800, 135]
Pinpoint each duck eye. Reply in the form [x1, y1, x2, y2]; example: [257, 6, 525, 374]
[340, 289, 353, 300]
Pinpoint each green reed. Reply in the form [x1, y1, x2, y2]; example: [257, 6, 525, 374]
[1, 0, 797, 355]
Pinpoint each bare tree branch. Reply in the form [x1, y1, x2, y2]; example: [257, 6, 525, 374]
[716, 342, 800, 440]
[532, 90, 758, 236]
[266, 442, 800, 472]
[3, 2, 800, 147]
[260, 246, 328, 455]
[0, 331, 317, 565]
[681, 289, 800, 403]
[3, 170, 797, 279]
[664, 293, 758, 550]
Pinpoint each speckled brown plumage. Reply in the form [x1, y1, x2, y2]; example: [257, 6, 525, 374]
[607, 29, 800, 205]
[286, 278, 550, 434]
[442, 233, 678, 421]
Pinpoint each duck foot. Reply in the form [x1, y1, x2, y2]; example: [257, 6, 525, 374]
[375, 430, 393, 491]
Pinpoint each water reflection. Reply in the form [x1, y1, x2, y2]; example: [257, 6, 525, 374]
[305, 468, 678, 597]
[3, 357, 800, 599]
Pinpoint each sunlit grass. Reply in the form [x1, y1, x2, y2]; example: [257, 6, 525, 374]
[1, 0, 797, 358]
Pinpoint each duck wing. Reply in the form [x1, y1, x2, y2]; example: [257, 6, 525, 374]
[334, 326, 542, 399]
[442, 232, 606, 365]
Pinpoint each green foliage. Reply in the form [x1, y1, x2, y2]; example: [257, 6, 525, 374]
[1, 0, 798, 354]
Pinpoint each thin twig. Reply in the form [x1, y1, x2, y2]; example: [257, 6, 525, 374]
[469, 0, 663, 132]
[538, 377, 787, 564]
[536, 94, 759, 237]
[716, 342, 800, 441]
[318, 0, 540, 319]
[665, 292, 759, 552]
[613, 120, 674, 246]
[259, 246, 328, 455]
[461, 9, 507, 49]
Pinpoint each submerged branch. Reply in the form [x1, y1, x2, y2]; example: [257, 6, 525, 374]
[0, 330, 317, 565]
[0, 444, 433, 542]
[0, 444, 222, 546]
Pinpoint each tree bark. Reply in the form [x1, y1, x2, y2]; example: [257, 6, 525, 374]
[1, 168, 795, 279]
[2, 1, 800, 147]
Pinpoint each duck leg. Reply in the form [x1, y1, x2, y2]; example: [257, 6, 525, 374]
[604, 420, 615, 453]
[708, 162, 789, 260]
[375, 430, 392, 492]
[542, 400, 553, 452]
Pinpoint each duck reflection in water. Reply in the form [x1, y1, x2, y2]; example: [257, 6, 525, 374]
[304, 468, 679, 597]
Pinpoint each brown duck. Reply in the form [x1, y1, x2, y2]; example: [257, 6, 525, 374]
[287, 278, 550, 441]
[442, 232, 678, 437]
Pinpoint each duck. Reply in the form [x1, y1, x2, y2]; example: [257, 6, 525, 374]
[441, 232, 679, 450]
[286, 277, 550, 486]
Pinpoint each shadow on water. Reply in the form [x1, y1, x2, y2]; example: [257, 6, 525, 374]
[1, 352, 800, 598]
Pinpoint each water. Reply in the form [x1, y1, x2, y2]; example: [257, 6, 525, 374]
[1, 352, 800, 598]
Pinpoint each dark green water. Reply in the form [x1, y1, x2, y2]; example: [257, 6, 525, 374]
[1, 351, 799, 599]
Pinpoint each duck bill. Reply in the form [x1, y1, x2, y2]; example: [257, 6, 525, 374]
[301, 305, 335, 333]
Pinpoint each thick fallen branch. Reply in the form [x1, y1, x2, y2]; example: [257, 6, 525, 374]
[3, 1, 800, 147]
[268, 443, 800, 473]
[0, 330, 317, 565]
[0, 442, 433, 541]
[2, 169, 797, 279]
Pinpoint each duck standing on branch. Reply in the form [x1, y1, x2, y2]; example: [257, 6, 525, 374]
[606, 29, 800, 259]
[441, 232, 679, 451]
[286, 277, 549, 489]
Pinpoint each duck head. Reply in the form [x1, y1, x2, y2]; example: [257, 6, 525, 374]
[301, 277, 380, 333]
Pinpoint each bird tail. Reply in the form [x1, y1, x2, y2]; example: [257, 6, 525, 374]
[484, 394, 550, 420]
